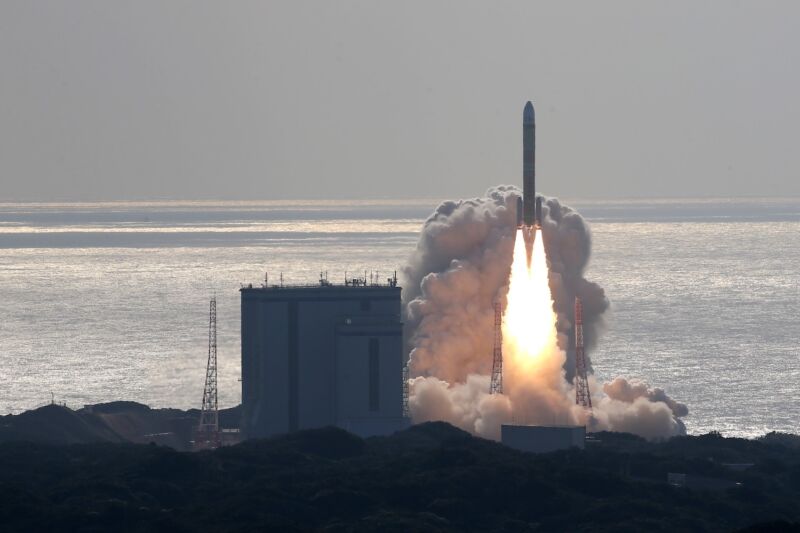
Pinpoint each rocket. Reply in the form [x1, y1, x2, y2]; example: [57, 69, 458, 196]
[523, 101, 536, 226]
[517, 101, 542, 228]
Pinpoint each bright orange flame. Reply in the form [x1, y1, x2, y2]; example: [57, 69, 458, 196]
[502, 228, 560, 378]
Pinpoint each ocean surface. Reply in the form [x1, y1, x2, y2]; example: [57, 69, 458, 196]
[0, 197, 797, 438]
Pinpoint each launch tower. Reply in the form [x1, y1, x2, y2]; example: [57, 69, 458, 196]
[574, 297, 592, 411]
[490, 301, 503, 394]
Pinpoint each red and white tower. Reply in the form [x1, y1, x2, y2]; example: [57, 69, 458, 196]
[490, 301, 503, 394]
[574, 297, 593, 411]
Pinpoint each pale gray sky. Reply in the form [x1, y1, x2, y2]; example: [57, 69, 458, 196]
[1, 1, 798, 201]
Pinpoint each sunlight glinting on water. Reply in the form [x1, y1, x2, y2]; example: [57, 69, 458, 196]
[0, 220, 423, 234]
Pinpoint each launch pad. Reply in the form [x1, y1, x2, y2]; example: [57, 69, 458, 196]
[501, 424, 586, 454]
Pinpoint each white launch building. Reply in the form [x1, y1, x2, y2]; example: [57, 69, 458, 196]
[240, 276, 408, 439]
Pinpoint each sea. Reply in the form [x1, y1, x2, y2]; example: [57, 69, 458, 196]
[0, 197, 797, 438]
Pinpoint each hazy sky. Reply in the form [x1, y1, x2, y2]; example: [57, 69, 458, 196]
[1, 1, 798, 201]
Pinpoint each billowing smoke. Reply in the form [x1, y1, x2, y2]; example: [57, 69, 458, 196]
[402, 186, 687, 440]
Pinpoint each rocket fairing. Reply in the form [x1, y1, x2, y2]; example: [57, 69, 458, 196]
[522, 101, 536, 227]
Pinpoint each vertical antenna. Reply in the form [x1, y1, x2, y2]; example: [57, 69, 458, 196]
[197, 296, 220, 449]
[490, 301, 503, 394]
[574, 297, 593, 412]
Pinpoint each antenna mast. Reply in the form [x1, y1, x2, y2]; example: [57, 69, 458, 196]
[197, 296, 220, 449]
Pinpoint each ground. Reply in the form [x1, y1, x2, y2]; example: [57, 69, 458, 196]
[1, 408, 800, 532]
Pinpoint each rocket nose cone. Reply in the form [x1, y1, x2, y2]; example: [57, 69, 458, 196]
[523, 101, 535, 124]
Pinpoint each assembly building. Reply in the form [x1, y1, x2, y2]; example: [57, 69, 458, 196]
[240, 275, 408, 439]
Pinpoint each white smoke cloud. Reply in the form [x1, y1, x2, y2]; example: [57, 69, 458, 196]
[408, 375, 512, 440]
[403, 186, 688, 441]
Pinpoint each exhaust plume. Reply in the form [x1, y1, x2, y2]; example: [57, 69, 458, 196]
[402, 186, 687, 440]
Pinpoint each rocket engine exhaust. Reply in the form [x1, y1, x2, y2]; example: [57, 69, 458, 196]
[402, 100, 689, 441]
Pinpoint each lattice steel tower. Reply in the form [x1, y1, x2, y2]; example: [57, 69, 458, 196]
[490, 301, 503, 394]
[197, 296, 220, 448]
[574, 297, 592, 411]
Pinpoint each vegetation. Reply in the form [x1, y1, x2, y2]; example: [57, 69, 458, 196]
[0, 403, 241, 450]
[1, 420, 800, 531]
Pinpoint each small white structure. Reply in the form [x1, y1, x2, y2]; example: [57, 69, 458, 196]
[501, 424, 586, 453]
